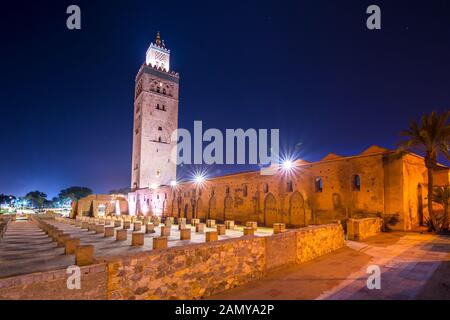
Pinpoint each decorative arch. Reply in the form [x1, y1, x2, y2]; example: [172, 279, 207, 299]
[196, 198, 206, 220]
[208, 196, 217, 220]
[264, 193, 277, 227]
[289, 191, 306, 227]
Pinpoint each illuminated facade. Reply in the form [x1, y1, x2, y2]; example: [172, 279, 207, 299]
[131, 32, 179, 190]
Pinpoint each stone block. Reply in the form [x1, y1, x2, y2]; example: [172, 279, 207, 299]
[132, 232, 145, 246]
[145, 223, 155, 234]
[164, 219, 172, 227]
[134, 221, 142, 232]
[57, 234, 71, 247]
[153, 237, 168, 249]
[104, 226, 115, 237]
[65, 238, 80, 255]
[95, 224, 105, 234]
[114, 220, 122, 228]
[75, 245, 94, 267]
[206, 219, 216, 228]
[161, 226, 171, 237]
[206, 231, 218, 242]
[243, 227, 255, 236]
[88, 223, 96, 231]
[216, 224, 226, 235]
[246, 221, 258, 230]
[191, 218, 200, 226]
[273, 223, 286, 234]
[116, 229, 128, 241]
[178, 218, 187, 225]
[180, 228, 191, 240]
[178, 222, 186, 230]
[196, 223, 205, 233]
[225, 220, 235, 229]
[81, 222, 89, 229]
[123, 221, 131, 229]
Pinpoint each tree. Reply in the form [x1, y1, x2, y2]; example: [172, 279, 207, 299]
[58, 186, 93, 201]
[25, 191, 48, 209]
[432, 186, 450, 231]
[397, 111, 450, 230]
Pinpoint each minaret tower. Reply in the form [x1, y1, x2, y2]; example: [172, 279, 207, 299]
[131, 32, 179, 190]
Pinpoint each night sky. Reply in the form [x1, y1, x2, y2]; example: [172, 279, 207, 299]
[1, 0, 449, 198]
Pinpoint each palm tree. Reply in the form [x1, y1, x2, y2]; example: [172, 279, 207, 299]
[397, 111, 450, 230]
[432, 186, 450, 231]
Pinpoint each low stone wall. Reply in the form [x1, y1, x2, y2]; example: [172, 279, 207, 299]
[0, 224, 345, 300]
[347, 218, 384, 241]
[0, 264, 107, 300]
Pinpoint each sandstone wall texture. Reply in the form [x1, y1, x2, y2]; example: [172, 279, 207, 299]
[0, 264, 107, 300]
[0, 224, 344, 300]
[347, 218, 384, 241]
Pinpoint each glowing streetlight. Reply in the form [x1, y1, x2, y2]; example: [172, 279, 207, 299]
[194, 175, 205, 185]
[150, 183, 158, 189]
[170, 180, 177, 187]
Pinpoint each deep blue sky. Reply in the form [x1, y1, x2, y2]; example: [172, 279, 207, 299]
[1, 0, 449, 198]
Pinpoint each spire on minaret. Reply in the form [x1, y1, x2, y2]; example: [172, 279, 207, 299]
[155, 31, 162, 46]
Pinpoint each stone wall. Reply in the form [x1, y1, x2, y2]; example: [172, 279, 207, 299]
[105, 237, 266, 300]
[105, 224, 344, 300]
[0, 215, 12, 239]
[347, 217, 384, 241]
[0, 264, 107, 300]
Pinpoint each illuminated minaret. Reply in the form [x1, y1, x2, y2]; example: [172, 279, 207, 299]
[131, 32, 179, 189]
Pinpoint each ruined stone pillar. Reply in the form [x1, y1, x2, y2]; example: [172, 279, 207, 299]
[191, 218, 200, 226]
[95, 224, 105, 234]
[178, 218, 187, 225]
[164, 219, 172, 227]
[206, 219, 216, 228]
[161, 225, 171, 237]
[153, 237, 168, 249]
[216, 224, 226, 235]
[246, 221, 258, 230]
[243, 227, 255, 236]
[116, 229, 128, 241]
[65, 238, 80, 255]
[88, 223, 96, 232]
[81, 222, 89, 230]
[133, 221, 142, 232]
[225, 220, 235, 230]
[146, 223, 155, 234]
[104, 226, 115, 237]
[180, 228, 191, 240]
[273, 223, 286, 234]
[132, 232, 145, 246]
[57, 234, 71, 247]
[206, 231, 218, 242]
[178, 222, 186, 230]
[114, 220, 122, 228]
[75, 245, 94, 266]
[123, 220, 131, 230]
[196, 223, 205, 233]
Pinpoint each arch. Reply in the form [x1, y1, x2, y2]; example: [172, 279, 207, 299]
[208, 196, 217, 220]
[224, 196, 233, 222]
[176, 197, 183, 218]
[264, 193, 278, 227]
[289, 191, 306, 227]
[184, 204, 189, 219]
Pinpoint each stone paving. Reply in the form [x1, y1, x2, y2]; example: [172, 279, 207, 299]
[210, 232, 450, 300]
[0, 218, 273, 279]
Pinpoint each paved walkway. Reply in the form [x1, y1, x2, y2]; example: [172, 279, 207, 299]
[210, 232, 450, 300]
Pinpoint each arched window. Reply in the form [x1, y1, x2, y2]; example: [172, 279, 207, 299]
[263, 183, 269, 193]
[158, 127, 162, 131]
[156, 87, 160, 93]
[156, 170, 160, 177]
[287, 181, 293, 192]
[158, 137, 162, 143]
[315, 177, 323, 193]
[243, 185, 248, 197]
[352, 175, 361, 191]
